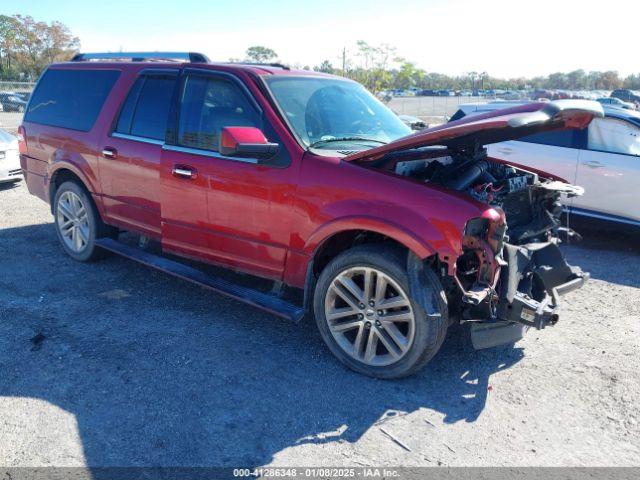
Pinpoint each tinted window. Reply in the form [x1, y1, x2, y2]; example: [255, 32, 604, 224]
[520, 129, 575, 148]
[177, 74, 260, 151]
[115, 73, 176, 140]
[25, 69, 119, 131]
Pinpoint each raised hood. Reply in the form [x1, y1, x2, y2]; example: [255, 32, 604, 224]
[344, 100, 604, 163]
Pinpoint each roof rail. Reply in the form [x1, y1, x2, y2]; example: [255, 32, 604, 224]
[226, 62, 290, 70]
[71, 52, 210, 63]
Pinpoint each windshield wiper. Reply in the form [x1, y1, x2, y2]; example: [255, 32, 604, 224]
[309, 137, 388, 148]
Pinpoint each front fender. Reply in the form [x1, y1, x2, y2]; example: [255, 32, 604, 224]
[303, 196, 470, 263]
[304, 214, 436, 260]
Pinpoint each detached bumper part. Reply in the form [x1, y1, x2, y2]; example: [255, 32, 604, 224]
[471, 241, 588, 349]
[470, 321, 528, 350]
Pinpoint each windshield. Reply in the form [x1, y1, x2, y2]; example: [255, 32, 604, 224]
[264, 76, 411, 150]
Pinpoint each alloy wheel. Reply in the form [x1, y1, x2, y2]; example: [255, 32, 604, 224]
[324, 267, 416, 366]
[56, 191, 90, 253]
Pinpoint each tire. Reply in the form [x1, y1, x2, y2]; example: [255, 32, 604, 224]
[53, 181, 111, 262]
[314, 244, 448, 379]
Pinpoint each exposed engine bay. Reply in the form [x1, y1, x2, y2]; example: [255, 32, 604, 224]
[388, 145, 589, 348]
[392, 146, 583, 245]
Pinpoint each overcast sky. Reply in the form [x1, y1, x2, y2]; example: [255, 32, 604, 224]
[15, 0, 638, 78]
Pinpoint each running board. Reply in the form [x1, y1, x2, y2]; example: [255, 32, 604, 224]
[95, 238, 305, 323]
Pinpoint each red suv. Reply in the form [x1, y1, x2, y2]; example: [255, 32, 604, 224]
[19, 52, 601, 378]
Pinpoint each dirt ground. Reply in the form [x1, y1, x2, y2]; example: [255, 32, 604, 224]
[0, 180, 639, 469]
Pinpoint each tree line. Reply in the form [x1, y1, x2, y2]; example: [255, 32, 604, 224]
[302, 41, 637, 92]
[1, 14, 638, 93]
[0, 14, 79, 80]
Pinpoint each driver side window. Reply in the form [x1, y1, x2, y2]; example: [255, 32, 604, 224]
[177, 74, 260, 152]
[587, 118, 640, 156]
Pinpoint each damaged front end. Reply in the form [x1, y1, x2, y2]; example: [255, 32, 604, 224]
[344, 100, 602, 349]
[455, 195, 589, 349]
[385, 145, 590, 348]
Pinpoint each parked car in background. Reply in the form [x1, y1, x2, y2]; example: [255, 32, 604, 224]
[0, 92, 27, 112]
[0, 129, 22, 184]
[20, 53, 598, 378]
[610, 89, 640, 104]
[597, 97, 635, 110]
[397, 114, 427, 130]
[13, 91, 31, 103]
[449, 101, 534, 121]
[452, 103, 640, 227]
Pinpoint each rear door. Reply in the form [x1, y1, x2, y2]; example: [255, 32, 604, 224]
[159, 69, 297, 279]
[99, 69, 178, 238]
[573, 117, 640, 223]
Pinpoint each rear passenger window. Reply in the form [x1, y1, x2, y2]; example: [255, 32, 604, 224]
[115, 72, 177, 141]
[588, 118, 640, 156]
[177, 74, 260, 151]
[519, 129, 575, 148]
[25, 69, 119, 131]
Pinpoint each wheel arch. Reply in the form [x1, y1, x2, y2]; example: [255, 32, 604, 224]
[300, 218, 441, 314]
[48, 166, 105, 219]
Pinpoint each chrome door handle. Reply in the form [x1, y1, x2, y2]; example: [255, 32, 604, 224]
[102, 147, 118, 159]
[497, 147, 514, 155]
[172, 166, 197, 179]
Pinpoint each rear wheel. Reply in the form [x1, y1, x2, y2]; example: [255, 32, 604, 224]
[314, 244, 448, 379]
[53, 181, 111, 262]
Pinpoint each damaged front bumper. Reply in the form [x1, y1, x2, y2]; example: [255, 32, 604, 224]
[495, 241, 589, 329]
[461, 240, 589, 349]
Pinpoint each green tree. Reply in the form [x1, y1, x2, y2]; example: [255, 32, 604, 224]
[566, 69, 586, 89]
[245, 45, 278, 63]
[624, 74, 640, 90]
[314, 59, 335, 74]
[394, 60, 421, 90]
[0, 14, 79, 80]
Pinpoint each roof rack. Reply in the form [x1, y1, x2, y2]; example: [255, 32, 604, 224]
[71, 52, 210, 63]
[226, 62, 290, 70]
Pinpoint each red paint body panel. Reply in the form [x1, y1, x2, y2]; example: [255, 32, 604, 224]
[159, 148, 301, 279]
[20, 62, 597, 292]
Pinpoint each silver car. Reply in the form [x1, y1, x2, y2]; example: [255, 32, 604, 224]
[0, 129, 22, 184]
[450, 103, 639, 228]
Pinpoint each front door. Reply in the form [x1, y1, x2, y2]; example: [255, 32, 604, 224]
[160, 70, 298, 279]
[99, 69, 178, 237]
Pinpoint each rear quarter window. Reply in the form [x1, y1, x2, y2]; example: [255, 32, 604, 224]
[25, 69, 120, 131]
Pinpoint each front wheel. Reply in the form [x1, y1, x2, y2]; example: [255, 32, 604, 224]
[314, 244, 448, 379]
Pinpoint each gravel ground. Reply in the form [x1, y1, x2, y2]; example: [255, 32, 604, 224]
[0, 180, 639, 469]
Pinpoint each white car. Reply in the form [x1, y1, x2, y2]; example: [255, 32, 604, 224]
[0, 129, 22, 184]
[597, 97, 635, 110]
[450, 103, 640, 227]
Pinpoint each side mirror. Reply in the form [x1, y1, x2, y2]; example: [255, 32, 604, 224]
[219, 126, 279, 160]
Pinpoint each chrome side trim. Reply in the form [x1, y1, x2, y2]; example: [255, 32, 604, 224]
[162, 144, 258, 164]
[111, 132, 164, 146]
